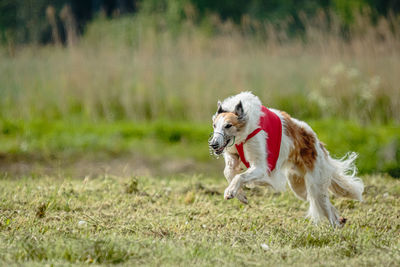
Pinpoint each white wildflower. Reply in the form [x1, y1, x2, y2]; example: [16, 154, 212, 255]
[347, 68, 360, 79]
[331, 63, 345, 76]
[320, 77, 335, 88]
[261, 243, 270, 251]
[370, 76, 381, 89]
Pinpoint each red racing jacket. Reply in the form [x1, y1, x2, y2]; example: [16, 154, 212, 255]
[235, 106, 282, 172]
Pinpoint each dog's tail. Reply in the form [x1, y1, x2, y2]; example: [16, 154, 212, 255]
[328, 152, 364, 201]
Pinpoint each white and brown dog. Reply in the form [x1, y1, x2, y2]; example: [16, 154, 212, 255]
[209, 92, 364, 227]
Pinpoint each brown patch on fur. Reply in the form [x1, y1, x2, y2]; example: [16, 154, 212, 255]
[214, 112, 245, 130]
[287, 172, 307, 200]
[281, 112, 317, 171]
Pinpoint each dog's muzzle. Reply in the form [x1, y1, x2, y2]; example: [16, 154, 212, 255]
[208, 132, 235, 156]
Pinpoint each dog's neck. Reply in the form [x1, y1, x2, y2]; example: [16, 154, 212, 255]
[234, 111, 262, 144]
[234, 123, 257, 144]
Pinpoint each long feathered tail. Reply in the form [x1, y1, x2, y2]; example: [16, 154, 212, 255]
[328, 152, 364, 201]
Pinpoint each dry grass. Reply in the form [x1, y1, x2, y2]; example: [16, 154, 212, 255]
[0, 11, 399, 123]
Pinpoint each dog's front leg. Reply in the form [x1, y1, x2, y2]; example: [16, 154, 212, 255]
[224, 166, 265, 200]
[223, 153, 248, 204]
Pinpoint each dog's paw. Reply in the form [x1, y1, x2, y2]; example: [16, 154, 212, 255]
[224, 186, 237, 200]
[338, 217, 347, 228]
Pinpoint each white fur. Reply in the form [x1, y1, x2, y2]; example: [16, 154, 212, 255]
[212, 92, 364, 227]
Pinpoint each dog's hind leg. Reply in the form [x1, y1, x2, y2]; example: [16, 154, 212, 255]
[305, 173, 342, 227]
[287, 170, 307, 201]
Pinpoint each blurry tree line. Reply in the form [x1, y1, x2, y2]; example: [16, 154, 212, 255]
[0, 0, 399, 45]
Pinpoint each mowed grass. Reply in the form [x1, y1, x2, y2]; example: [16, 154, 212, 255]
[0, 173, 399, 266]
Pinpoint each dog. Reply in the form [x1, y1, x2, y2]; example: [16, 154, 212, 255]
[208, 92, 364, 227]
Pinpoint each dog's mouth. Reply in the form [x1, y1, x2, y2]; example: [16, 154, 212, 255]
[214, 138, 232, 155]
[209, 132, 235, 157]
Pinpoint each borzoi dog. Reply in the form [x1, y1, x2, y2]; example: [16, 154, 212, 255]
[208, 92, 364, 227]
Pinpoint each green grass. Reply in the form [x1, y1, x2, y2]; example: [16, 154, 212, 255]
[0, 174, 399, 266]
[1, 118, 399, 176]
[0, 118, 211, 164]
[1, 11, 399, 266]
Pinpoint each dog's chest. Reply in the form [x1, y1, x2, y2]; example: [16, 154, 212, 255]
[226, 145, 239, 155]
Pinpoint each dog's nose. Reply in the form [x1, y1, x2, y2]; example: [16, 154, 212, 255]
[210, 142, 219, 149]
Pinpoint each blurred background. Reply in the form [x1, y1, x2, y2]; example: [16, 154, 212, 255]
[0, 0, 399, 178]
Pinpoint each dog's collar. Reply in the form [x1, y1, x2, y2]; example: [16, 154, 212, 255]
[234, 128, 262, 167]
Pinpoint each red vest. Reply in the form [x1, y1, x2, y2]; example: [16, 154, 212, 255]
[235, 106, 282, 172]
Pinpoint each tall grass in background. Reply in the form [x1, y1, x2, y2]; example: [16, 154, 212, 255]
[0, 10, 399, 123]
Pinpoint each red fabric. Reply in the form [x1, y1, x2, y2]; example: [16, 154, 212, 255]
[235, 106, 282, 172]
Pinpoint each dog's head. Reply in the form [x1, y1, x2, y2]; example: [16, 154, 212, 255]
[209, 100, 246, 155]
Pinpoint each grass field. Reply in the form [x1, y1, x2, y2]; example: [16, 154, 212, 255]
[0, 173, 399, 266]
[1, 10, 400, 266]
[1, 119, 399, 176]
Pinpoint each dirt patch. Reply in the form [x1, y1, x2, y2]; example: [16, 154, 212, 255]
[0, 153, 222, 178]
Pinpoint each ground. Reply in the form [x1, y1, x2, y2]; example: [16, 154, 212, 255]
[1, 6, 400, 266]
[0, 171, 399, 266]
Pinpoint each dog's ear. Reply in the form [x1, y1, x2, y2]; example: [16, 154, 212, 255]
[234, 101, 245, 120]
[216, 101, 225, 114]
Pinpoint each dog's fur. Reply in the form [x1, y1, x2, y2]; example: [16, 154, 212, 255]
[209, 92, 364, 227]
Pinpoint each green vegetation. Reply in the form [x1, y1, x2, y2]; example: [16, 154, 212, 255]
[1, 119, 399, 176]
[1, 10, 399, 123]
[1, 0, 399, 44]
[0, 2, 399, 265]
[0, 174, 399, 265]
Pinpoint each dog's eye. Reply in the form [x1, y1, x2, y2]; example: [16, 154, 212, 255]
[213, 124, 216, 128]
[225, 124, 232, 129]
